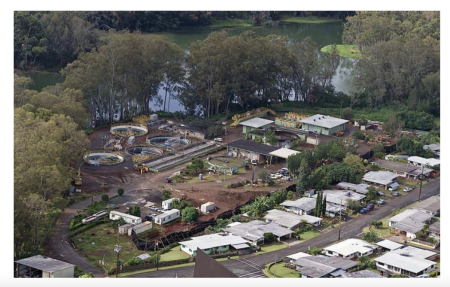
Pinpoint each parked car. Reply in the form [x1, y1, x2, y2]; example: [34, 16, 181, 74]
[388, 186, 398, 191]
[378, 199, 386, 205]
[149, 206, 158, 211]
[391, 192, 400, 197]
[377, 191, 385, 196]
[145, 214, 157, 222]
[403, 187, 413, 192]
[214, 138, 223, 143]
[251, 159, 258, 166]
[165, 178, 172, 184]
[366, 204, 374, 211]
[359, 208, 368, 214]
[278, 168, 289, 175]
[270, 173, 283, 179]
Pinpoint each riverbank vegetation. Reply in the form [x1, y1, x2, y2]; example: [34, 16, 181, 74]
[320, 44, 361, 59]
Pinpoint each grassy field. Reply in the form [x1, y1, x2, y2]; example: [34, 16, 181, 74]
[280, 16, 342, 24]
[264, 261, 300, 278]
[72, 223, 145, 271]
[321, 44, 361, 59]
[208, 19, 253, 28]
[259, 242, 289, 254]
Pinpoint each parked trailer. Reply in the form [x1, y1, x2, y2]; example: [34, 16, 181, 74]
[82, 210, 108, 225]
[128, 221, 152, 236]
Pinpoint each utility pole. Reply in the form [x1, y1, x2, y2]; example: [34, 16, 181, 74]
[418, 165, 424, 202]
[114, 223, 121, 278]
[338, 198, 342, 241]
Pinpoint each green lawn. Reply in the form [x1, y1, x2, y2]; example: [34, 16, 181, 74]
[259, 242, 289, 254]
[264, 261, 300, 278]
[320, 44, 361, 59]
[160, 246, 190, 262]
[298, 230, 321, 241]
[280, 16, 342, 24]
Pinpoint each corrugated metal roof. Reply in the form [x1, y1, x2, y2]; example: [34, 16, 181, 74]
[15, 255, 74, 273]
[300, 114, 348, 129]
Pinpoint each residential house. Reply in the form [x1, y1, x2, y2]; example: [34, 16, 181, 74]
[375, 246, 437, 277]
[313, 190, 366, 214]
[323, 238, 378, 259]
[264, 209, 322, 230]
[227, 139, 278, 164]
[408, 156, 440, 168]
[362, 171, 399, 189]
[280, 197, 316, 215]
[388, 209, 433, 239]
[423, 143, 440, 158]
[335, 182, 376, 195]
[299, 114, 348, 136]
[427, 221, 440, 239]
[294, 255, 357, 278]
[414, 195, 440, 216]
[180, 233, 249, 257]
[224, 220, 293, 246]
[372, 159, 433, 179]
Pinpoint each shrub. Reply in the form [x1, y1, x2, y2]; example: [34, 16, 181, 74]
[182, 207, 199, 223]
[128, 206, 141, 217]
[117, 188, 124, 196]
[353, 131, 366, 140]
[127, 257, 143, 266]
[101, 194, 109, 202]
[264, 233, 276, 243]
[161, 189, 172, 201]
[342, 108, 354, 120]
[79, 272, 94, 278]
[308, 248, 322, 255]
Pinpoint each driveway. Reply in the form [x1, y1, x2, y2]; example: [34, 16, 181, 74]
[128, 178, 440, 278]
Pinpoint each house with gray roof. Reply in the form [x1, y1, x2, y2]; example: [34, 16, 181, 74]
[300, 114, 348, 135]
[372, 159, 433, 179]
[414, 195, 440, 216]
[180, 233, 249, 257]
[388, 209, 433, 239]
[362, 171, 398, 189]
[375, 246, 437, 277]
[335, 182, 375, 195]
[313, 190, 366, 210]
[264, 209, 322, 230]
[280, 197, 316, 215]
[427, 221, 440, 239]
[224, 220, 293, 245]
[342, 270, 384, 278]
[376, 239, 403, 252]
[294, 255, 357, 278]
[423, 143, 440, 158]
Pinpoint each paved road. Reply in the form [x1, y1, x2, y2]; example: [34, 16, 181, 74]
[128, 178, 440, 278]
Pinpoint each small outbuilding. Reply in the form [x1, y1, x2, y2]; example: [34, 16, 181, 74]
[240, 117, 274, 135]
[128, 221, 152, 236]
[118, 223, 134, 235]
[15, 255, 75, 278]
[201, 202, 216, 214]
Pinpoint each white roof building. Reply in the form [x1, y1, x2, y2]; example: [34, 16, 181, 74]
[239, 118, 274, 128]
[300, 114, 348, 129]
[287, 252, 311, 261]
[269, 148, 300, 159]
[408, 156, 440, 167]
[376, 240, 403, 251]
[375, 246, 437, 277]
[180, 233, 249, 256]
[323, 239, 378, 259]
[388, 209, 433, 238]
[15, 255, 75, 278]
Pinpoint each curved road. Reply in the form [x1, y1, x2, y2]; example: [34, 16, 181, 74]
[128, 178, 440, 278]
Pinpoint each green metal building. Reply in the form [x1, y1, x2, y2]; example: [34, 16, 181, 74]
[300, 114, 348, 136]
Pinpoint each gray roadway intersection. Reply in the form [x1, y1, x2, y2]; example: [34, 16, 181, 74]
[128, 178, 440, 278]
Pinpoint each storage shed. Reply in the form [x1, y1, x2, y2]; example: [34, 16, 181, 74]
[119, 223, 134, 235]
[128, 221, 152, 236]
[201, 202, 216, 214]
[15, 255, 75, 278]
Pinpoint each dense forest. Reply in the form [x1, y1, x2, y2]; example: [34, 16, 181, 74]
[344, 12, 440, 116]
[13, 11, 440, 258]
